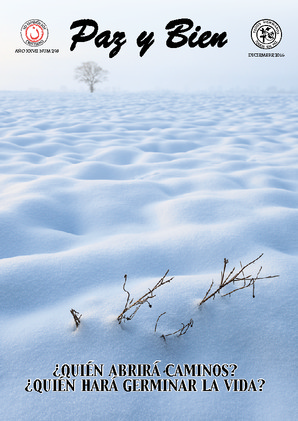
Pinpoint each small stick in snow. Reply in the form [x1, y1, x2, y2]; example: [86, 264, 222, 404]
[155, 312, 166, 333]
[70, 308, 82, 328]
[160, 318, 194, 341]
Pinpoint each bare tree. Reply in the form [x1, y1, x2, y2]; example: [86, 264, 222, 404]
[75, 61, 108, 93]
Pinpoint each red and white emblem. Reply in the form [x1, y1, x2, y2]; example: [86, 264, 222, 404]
[21, 19, 49, 46]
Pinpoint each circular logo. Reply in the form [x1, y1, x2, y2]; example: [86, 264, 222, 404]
[251, 19, 282, 49]
[20, 19, 49, 47]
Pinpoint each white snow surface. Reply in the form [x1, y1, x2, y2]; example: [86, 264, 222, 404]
[1, 91, 297, 420]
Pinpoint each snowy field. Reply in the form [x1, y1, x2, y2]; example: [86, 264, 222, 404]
[1, 91, 297, 420]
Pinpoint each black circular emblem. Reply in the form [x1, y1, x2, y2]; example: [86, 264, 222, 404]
[251, 19, 282, 49]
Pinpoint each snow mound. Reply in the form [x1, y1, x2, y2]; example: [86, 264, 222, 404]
[1, 91, 297, 420]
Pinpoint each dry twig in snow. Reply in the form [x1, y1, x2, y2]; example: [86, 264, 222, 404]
[117, 271, 174, 324]
[154, 312, 193, 341]
[70, 308, 82, 328]
[199, 253, 279, 306]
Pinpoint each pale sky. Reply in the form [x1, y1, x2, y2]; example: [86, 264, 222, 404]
[1, 0, 297, 92]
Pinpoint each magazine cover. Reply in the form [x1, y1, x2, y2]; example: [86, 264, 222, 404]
[1, 1, 297, 420]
